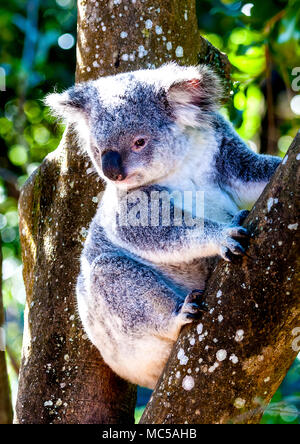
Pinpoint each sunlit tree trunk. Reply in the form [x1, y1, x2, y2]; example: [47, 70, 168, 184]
[15, 0, 229, 424]
[141, 134, 300, 424]
[0, 237, 13, 424]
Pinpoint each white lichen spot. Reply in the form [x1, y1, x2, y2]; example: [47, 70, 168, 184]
[234, 398, 246, 409]
[166, 41, 172, 51]
[177, 348, 189, 365]
[44, 400, 53, 407]
[121, 54, 129, 61]
[218, 315, 223, 323]
[155, 25, 163, 35]
[264, 377, 270, 383]
[64, 354, 70, 362]
[80, 227, 88, 238]
[296, 153, 300, 160]
[145, 19, 153, 29]
[216, 349, 227, 362]
[208, 362, 219, 373]
[189, 337, 195, 346]
[92, 196, 98, 203]
[175, 46, 184, 57]
[138, 45, 148, 58]
[120, 31, 128, 39]
[235, 329, 244, 342]
[182, 375, 195, 391]
[267, 197, 274, 213]
[229, 354, 239, 364]
[288, 223, 298, 230]
[184, 10, 188, 21]
[177, 348, 185, 360]
[175, 371, 181, 379]
[282, 155, 288, 165]
[55, 399, 63, 407]
[216, 290, 222, 299]
[197, 323, 203, 335]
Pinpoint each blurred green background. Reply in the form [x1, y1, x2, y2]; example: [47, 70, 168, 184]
[0, 0, 299, 424]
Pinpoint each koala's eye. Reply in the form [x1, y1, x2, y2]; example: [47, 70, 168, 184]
[132, 137, 148, 152]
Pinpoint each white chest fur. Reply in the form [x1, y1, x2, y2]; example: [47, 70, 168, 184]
[160, 129, 238, 224]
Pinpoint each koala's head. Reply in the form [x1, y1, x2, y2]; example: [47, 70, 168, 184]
[46, 63, 222, 189]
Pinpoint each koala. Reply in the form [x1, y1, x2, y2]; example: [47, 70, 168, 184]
[46, 63, 281, 389]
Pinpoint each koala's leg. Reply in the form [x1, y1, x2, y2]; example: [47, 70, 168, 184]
[89, 254, 207, 339]
[77, 253, 206, 387]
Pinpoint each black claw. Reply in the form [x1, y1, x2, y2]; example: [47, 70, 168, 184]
[190, 289, 205, 296]
[224, 249, 240, 263]
[186, 312, 205, 320]
[198, 301, 209, 312]
[234, 227, 249, 237]
[233, 245, 246, 255]
[184, 289, 209, 317]
[232, 235, 249, 251]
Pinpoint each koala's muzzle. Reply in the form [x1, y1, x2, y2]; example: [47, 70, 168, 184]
[101, 150, 125, 181]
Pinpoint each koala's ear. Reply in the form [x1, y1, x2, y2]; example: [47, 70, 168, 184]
[164, 64, 223, 127]
[44, 85, 89, 122]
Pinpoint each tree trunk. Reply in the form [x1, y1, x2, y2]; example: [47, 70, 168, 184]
[141, 134, 300, 424]
[16, 0, 229, 424]
[0, 236, 13, 424]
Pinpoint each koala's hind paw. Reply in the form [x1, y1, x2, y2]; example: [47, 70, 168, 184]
[179, 289, 208, 322]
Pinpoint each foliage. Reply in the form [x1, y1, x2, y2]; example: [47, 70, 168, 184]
[0, 0, 299, 423]
[197, 0, 300, 152]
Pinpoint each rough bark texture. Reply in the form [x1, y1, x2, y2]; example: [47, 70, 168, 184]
[16, 0, 230, 424]
[76, 0, 230, 89]
[141, 134, 300, 424]
[0, 237, 13, 424]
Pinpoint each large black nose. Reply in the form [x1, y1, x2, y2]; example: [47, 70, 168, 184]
[101, 150, 125, 181]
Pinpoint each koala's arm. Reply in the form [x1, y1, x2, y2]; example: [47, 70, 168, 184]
[214, 114, 282, 209]
[107, 187, 248, 264]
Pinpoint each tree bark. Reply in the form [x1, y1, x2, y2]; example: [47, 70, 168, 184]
[141, 134, 300, 424]
[16, 0, 230, 424]
[0, 236, 13, 424]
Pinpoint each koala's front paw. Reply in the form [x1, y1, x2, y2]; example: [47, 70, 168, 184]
[178, 289, 208, 322]
[220, 224, 250, 262]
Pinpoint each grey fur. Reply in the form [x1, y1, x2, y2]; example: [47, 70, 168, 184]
[47, 63, 281, 389]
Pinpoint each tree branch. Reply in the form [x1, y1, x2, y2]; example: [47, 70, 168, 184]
[141, 133, 300, 424]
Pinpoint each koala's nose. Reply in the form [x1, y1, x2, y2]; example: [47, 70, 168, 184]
[101, 150, 126, 181]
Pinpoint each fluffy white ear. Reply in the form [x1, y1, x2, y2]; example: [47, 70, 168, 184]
[161, 64, 224, 128]
[44, 85, 89, 122]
